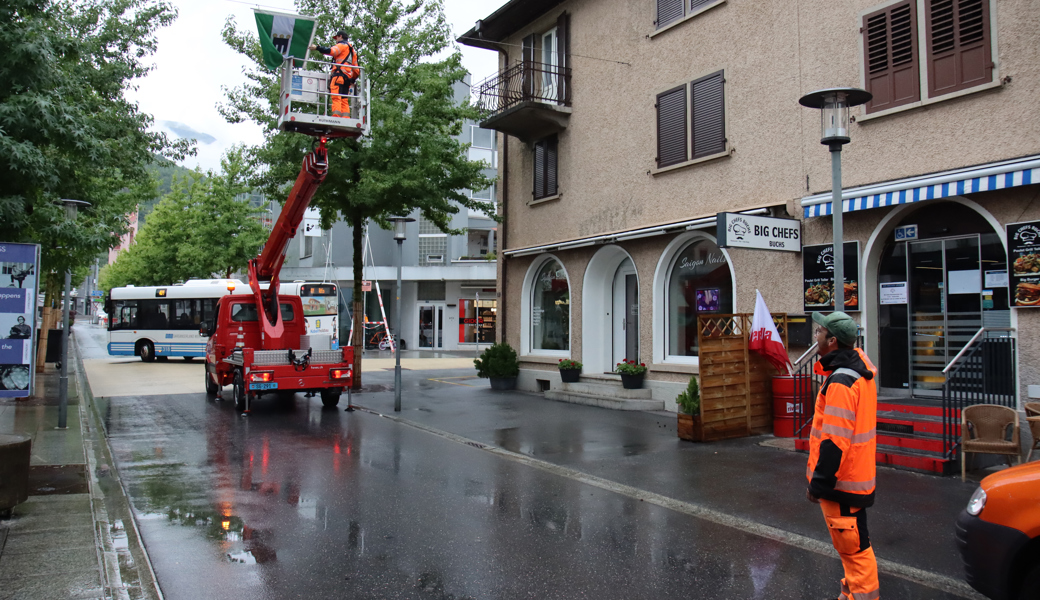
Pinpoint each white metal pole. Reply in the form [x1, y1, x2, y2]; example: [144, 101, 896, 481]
[831, 146, 845, 313]
[394, 239, 403, 412]
[58, 270, 71, 429]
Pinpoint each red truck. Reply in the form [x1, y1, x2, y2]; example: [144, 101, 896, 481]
[201, 140, 353, 411]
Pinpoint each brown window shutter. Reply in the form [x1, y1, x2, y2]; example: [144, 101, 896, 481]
[657, 0, 684, 28]
[863, 1, 920, 113]
[534, 140, 547, 199]
[691, 71, 725, 159]
[657, 85, 688, 168]
[556, 12, 570, 105]
[690, 0, 719, 12]
[546, 136, 559, 196]
[926, 0, 992, 97]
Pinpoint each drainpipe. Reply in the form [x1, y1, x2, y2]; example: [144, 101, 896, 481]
[498, 129, 508, 345]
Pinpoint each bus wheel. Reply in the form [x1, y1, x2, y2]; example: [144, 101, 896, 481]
[233, 371, 247, 411]
[321, 388, 342, 408]
[205, 370, 219, 397]
[138, 341, 155, 363]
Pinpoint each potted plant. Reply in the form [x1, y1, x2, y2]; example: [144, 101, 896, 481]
[614, 359, 647, 389]
[474, 343, 520, 390]
[675, 375, 703, 442]
[558, 358, 582, 383]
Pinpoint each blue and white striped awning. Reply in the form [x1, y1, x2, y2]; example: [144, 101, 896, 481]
[802, 154, 1040, 218]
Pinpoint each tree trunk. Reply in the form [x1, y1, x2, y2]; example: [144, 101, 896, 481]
[36, 274, 62, 372]
[351, 214, 364, 390]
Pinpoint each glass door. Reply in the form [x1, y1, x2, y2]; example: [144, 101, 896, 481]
[908, 236, 981, 397]
[417, 304, 444, 349]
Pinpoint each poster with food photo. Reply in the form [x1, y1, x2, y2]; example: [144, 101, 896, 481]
[802, 242, 860, 312]
[1007, 220, 1040, 307]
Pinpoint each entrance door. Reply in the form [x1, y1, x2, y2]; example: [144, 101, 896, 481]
[417, 304, 444, 349]
[908, 236, 982, 396]
[612, 260, 638, 366]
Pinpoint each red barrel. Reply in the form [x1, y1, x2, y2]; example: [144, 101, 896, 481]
[772, 375, 813, 438]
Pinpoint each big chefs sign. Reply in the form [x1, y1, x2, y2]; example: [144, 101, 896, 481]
[716, 212, 801, 252]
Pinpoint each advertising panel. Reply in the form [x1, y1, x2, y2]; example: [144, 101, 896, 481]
[0, 242, 40, 397]
[716, 212, 801, 252]
[1006, 220, 1040, 307]
[802, 241, 860, 312]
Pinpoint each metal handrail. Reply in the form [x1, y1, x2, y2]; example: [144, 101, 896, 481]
[942, 327, 1015, 374]
[793, 342, 818, 368]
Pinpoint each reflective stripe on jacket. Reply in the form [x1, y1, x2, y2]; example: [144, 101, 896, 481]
[806, 347, 878, 507]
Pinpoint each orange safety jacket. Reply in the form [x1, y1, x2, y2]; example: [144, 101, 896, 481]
[329, 41, 359, 80]
[806, 347, 878, 507]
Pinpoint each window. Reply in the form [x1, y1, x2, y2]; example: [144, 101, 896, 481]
[470, 184, 494, 201]
[531, 258, 569, 351]
[459, 299, 497, 343]
[863, 0, 993, 114]
[171, 299, 216, 330]
[656, 71, 726, 169]
[301, 235, 314, 258]
[656, 0, 722, 29]
[231, 302, 295, 322]
[533, 135, 558, 199]
[666, 239, 732, 357]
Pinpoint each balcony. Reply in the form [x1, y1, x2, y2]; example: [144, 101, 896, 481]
[473, 60, 572, 143]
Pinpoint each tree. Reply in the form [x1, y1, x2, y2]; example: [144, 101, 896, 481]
[220, 0, 496, 387]
[0, 0, 191, 365]
[100, 148, 270, 289]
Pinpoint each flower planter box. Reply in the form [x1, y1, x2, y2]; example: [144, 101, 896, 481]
[677, 413, 703, 442]
[489, 377, 517, 391]
[620, 373, 644, 389]
[559, 369, 581, 383]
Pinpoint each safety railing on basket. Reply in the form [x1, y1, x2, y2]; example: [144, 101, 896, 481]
[277, 56, 370, 137]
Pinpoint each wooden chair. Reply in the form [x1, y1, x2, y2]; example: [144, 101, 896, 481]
[1025, 402, 1040, 462]
[962, 404, 1020, 481]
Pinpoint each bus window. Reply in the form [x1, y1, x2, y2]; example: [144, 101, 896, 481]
[172, 300, 196, 329]
[112, 301, 138, 330]
[230, 302, 295, 322]
[139, 301, 170, 329]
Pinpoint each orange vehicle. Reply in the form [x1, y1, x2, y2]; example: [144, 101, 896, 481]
[956, 461, 1040, 599]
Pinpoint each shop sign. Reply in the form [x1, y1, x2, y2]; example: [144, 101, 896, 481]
[879, 282, 908, 305]
[362, 280, 372, 292]
[716, 212, 801, 252]
[0, 242, 40, 398]
[802, 242, 860, 312]
[1006, 220, 1040, 307]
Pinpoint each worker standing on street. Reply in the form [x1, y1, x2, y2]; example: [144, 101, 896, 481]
[806, 311, 880, 600]
[309, 31, 358, 118]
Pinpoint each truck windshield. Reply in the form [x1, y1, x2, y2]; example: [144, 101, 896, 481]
[230, 303, 296, 322]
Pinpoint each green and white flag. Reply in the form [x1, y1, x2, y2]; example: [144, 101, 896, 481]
[253, 9, 317, 69]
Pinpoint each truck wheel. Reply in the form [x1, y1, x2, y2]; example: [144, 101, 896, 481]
[233, 372, 247, 411]
[205, 369, 219, 397]
[321, 388, 342, 408]
[138, 341, 155, 363]
[1020, 563, 1040, 600]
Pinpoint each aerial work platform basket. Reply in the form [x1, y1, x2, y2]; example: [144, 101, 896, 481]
[277, 56, 370, 139]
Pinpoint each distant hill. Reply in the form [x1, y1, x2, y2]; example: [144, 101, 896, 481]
[141, 158, 200, 227]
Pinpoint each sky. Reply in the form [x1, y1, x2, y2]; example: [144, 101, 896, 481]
[128, 0, 506, 173]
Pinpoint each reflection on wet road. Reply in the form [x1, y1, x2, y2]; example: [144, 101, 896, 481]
[96, 387, 968, 600]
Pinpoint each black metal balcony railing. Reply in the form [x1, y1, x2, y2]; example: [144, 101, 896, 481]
[941, 329, 1017, 460]
[474, 60, 572, 116]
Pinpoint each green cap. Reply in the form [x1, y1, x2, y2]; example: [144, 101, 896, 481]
[812, 311, 858, 347]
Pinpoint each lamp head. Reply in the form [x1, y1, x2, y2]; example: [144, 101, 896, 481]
[60, 198, 91, 219]
[798, 88, 872, 147]
[388, 216, 416, 241]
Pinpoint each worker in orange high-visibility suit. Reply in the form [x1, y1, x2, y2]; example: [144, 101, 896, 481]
[309, 31, 359, 118]
[807, 311, 880, 600]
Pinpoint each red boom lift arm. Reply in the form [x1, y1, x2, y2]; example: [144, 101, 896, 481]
[248, 139, 329, 348]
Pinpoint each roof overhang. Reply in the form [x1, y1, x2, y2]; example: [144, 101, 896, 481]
[457, 0, 568, 52]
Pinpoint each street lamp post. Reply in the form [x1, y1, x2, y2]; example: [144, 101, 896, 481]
[798, 88, 872, 313]
[58, 199, 90, 430]
[388, 216, 415, 412]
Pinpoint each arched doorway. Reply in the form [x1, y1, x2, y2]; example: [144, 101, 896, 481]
[875, 202, 1008, 396]
[582, 246, 638, 374]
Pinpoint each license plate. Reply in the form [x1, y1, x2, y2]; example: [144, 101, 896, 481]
[249, 382, 278, 390]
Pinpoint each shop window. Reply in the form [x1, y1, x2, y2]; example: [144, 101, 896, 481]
[531, 258, 569, 351]
[666, 238, 732, 357]
[460, 299, 497, 343]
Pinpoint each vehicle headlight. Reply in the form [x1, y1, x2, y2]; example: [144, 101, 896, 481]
[966, 487, 987, 516]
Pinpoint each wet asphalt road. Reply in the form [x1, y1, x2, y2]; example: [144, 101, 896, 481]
[77, 328, 975, 600]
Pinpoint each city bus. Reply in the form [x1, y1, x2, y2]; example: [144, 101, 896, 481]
[106, 279, 340, 361]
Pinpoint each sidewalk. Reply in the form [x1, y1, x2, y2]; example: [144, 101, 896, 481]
[0, 334, 158, 600]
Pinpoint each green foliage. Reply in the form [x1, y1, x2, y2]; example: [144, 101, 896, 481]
[474, 343, 519, 379]
[0, 0, 192, 303]
[558, 358, 582, 370]
[101, 148, 269, 288]
[219, 0, 498, 346]
[676, 375, 701, 415]
[614, 359, 648, 376]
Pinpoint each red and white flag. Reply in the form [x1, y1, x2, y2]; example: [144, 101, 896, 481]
[749, 290, 792, 375]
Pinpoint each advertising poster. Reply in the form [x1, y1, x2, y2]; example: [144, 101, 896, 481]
[802, 241, 860, 312]
[1007, 220, 1040, 307]
[0, 242, 41, 397]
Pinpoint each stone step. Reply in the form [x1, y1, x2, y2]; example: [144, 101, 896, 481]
[558, 378, 652, 399]
[544, 390, 665, 411]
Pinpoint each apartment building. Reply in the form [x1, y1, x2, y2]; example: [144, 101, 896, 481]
[280, 77, 499, 351]
[461, 0, 1040, 408]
